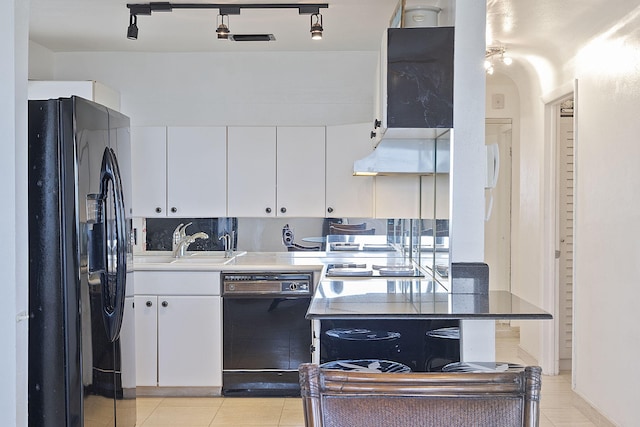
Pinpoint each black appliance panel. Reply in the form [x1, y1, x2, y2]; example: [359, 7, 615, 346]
[221, 272, 313, 397]
[28, 96, 135, 427]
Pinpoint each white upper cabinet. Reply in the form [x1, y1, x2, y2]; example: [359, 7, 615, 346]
[325, 123, 374, 218]
[132, 126, 166, 217]
[421, 174, 450, 219]
[375, 176, 420, 219]
[227, 126, 277, 217]
[131, 126, 227, 217]
[227, 126, 326, 217]
[277, 126, 326, 217]
[167, 127, 227, 217]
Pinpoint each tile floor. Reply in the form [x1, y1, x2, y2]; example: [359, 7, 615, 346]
[136, 335, 598, 427]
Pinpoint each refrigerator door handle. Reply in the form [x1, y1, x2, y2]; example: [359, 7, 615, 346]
[98, 147, 128, 343]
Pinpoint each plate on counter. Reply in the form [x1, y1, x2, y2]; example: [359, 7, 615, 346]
[329, 243, 361, 251]
[362, 244, 395, 251]
[326, 268, 373, 277]
[378, 267, 418, 276]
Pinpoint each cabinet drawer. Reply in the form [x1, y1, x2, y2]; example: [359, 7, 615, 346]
[135, 271, 221, 295]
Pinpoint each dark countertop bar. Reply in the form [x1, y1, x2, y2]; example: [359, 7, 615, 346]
[307, 278, 552, 320]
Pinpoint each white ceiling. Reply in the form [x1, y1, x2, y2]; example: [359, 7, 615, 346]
[29, 0, 639, 61]
[29, 0, 403, 52]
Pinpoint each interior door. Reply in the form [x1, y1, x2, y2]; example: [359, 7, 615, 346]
[556, 106, 575, 370]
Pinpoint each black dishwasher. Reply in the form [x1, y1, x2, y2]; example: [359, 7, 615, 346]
[221, 272, 313, 396]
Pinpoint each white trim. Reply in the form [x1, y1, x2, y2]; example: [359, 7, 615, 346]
[540, 81, 575, 105]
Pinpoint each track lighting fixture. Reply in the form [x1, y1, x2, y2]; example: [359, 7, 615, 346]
[310, 12, 323, 40]
[485, 45, 513, 74]
[216, 14, 229, 39]
[126, 2, 328, 41]
[127, 14, 138, 40]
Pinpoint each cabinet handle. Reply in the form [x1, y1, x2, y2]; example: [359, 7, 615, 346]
[280, 207, 287, 214]
[171, 207, 177, 213]
[155, 207, 162, 213]
[161, 301, 168, 307]
[265, 207, 272, 214]
[146, 300, 153, 307]
[327, 207, 334, 213]
[370, 131, 377, 139]
[374, 119, 381, 129]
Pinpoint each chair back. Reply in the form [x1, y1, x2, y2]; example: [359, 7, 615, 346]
[328, 222, 366, 230]
[299, 363, 541, 427]
[282, 224, 320, 251]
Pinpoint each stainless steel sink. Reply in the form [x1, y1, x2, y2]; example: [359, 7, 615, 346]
[189, 250, 247, 257]
[133, 255, 176, 264]
[134, 250, 246, 266]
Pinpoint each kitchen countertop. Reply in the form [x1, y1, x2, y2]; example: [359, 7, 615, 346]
[133, 251, 413, 272]
[133, 251, 552, 320]
[307, 278, 552, 320]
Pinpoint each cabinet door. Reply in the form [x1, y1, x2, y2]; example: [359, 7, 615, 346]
[167, 127, 227, 217]
[228, 127, 277, 217]
[120, 297, 137, 390]
[375, 176, 420, 218]
[131, 127, 167, 217]
[276, 126, 326, 217]
[326, 124, 374, 217]
[157, 296, 221, 387]
[134, 295, 158, 387]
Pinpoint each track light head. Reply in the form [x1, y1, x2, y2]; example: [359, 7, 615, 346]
[127, 14, 138, 40]
[216, 14, 230, 39]
[310, 12, 323, 40]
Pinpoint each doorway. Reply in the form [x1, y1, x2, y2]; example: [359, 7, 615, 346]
[484, 119, 513, 292]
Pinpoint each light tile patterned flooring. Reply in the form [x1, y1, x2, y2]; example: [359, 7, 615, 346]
[136, 336, 598, 427]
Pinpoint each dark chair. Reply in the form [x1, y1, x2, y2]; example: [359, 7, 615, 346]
[282, 224, 321, 252]
[299, 363, 542, 427]
[329, 225, 376, 235]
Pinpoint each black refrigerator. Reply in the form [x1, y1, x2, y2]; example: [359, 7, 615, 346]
[28, 96, 136, 427]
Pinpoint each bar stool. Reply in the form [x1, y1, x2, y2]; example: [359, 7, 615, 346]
[324, 328, 402, 361]
[320, 359, 411, 373]
[424, 326, 460, 371]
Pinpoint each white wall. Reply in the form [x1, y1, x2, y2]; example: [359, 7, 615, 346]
[1, 1, 29, 425]
[498, 8, 640, 426]
[28, 40, 54, 80]
[50, 51, 377, 127]
[570, 15, 640, 425]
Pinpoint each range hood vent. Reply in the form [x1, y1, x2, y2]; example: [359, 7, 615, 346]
[353, 138, 450, 176]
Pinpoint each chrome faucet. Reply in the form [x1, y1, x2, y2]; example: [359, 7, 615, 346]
[172, 229, 209, 258]
[172, 222, 193, 253]
[218, 231, 235, 258]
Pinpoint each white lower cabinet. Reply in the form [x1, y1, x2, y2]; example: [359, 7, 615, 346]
[135, 294, 222, 389]
[134, 271, 222, 391]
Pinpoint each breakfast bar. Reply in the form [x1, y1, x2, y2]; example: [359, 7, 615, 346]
[306, 275, 552, 371]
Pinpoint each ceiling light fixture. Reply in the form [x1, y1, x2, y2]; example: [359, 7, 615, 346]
[126, 2, 328, 41]
[485, 45, 513, 74]
[127, 14, 138, 40]
[216, 13, 229, 39]
[310, 12, 323, 40]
